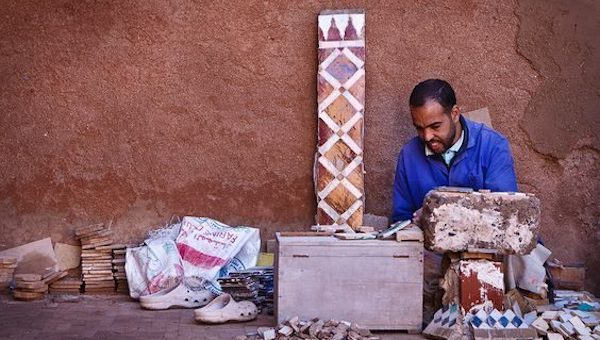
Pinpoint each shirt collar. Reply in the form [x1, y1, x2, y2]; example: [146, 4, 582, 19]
[425, 129, 465, 157]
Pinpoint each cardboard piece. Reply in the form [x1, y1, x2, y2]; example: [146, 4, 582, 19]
[54, 243, 81, 271]
[0, 238, 58, 275]
[463, 107, 493, 128]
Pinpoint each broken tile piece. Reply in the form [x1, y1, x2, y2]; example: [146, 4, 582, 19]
[532, 317, 549, 335]
[559, 312, 573, 323]
[262, 328, 276, 340]
[419, 190, 540, 254]
[278, 325, 293, 336]
[559, 322, 576, 337]
[570, 316, 592, 335]
[525, 311, 538, 325]
[459, 260, 504, 312]
[546, 333, 564, 340]
[550, 320, 563, 332]
[542, 311, 560, 320]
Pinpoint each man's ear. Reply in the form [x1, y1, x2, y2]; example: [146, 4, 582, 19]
[450, 105, 460, 123]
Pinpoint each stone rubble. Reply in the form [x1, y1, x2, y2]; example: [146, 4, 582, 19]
[241, 317, 378, 340]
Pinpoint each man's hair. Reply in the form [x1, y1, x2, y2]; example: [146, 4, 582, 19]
[409, 79, 456, 112]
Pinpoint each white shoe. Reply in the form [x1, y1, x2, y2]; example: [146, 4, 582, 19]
[139, 283, 216, 310]
[194, 293, 258, 323]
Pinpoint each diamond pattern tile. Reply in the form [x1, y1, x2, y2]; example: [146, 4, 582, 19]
[315, 10, 365, 232]
[471, 308, 532, 330]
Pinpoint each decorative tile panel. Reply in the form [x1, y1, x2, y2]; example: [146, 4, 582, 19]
[315, 10, 365, 232]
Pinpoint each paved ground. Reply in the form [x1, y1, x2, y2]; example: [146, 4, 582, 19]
[0, 294, 424, 339]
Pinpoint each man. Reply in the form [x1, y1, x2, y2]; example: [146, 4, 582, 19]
[392, 79, 518, 222]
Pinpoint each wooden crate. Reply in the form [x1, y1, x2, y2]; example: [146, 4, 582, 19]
[275, 233, 423, 331]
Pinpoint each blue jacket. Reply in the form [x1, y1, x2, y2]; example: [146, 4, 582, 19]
[391, 116, 518, 222]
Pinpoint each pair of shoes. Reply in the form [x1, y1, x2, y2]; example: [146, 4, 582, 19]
[194, 293, 258, 323]
[139, 283, 216, 310]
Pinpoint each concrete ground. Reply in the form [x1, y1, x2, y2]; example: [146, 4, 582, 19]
[0, 294, 424, 340]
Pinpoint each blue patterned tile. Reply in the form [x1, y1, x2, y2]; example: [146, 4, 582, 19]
[471, 316, 483, 328]
[486, 315, 497, 327]
[511, 316, 523, 328]
[498, 316, 509, 328]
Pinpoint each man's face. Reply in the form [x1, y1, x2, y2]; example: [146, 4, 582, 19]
[410, 100, 460, 155]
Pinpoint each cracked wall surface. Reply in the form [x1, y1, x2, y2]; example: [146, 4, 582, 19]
[0, 1, 598, 293]
[515, 0, 600, 294]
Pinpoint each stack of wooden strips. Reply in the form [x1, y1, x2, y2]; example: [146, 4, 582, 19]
[13, 270, 68, 301]
[49, 277, 82, 294]
[75, 223, 116, 294]
[0, 257, 17, 290]
[111, 245, 129, 294]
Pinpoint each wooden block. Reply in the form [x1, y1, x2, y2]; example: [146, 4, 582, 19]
[0, 263, 17, 269]
[49, 289, 81, 294]
[279, 232, 334, 237]
[15, 280, 46, 290]
[334, 232, 376, 240]
[310, 225, 346, 233]
[16, 284, 48, 293]
[75, 223, 105, 235]
[95, 244, 127, 251]
[13, 289, 45, 301]
[549, 265, 585, 291]
[43, 270, 68, 285]
[81, 241, 113, 250]
[460, 252, 502, 261]
[15, 273, 42, 282]
[0, 257, 17, 264]
[396, 226, 424, 242]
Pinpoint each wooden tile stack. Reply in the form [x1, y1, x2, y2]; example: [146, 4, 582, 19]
[13, 273, 47, 301]
[111, 246, 129, 294]
[0, 257, 17, 289]
[75, 223, 116, 294]
[49, 278, 83, 294]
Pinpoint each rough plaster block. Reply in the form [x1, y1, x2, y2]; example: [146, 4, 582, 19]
[419, 190, 540, 254]
[315, 10, 366, 231]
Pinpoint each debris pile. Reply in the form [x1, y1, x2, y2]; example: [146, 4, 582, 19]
[240, 317, 378, 340]
[527, 307, 600, 339]
[75, 224, 116, 294]
[219, 267, 274, 315]
[0, 257, 17, 289]
[425, 289, 600, 339]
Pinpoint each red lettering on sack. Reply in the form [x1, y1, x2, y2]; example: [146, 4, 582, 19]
[176, 243, 227, 268]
